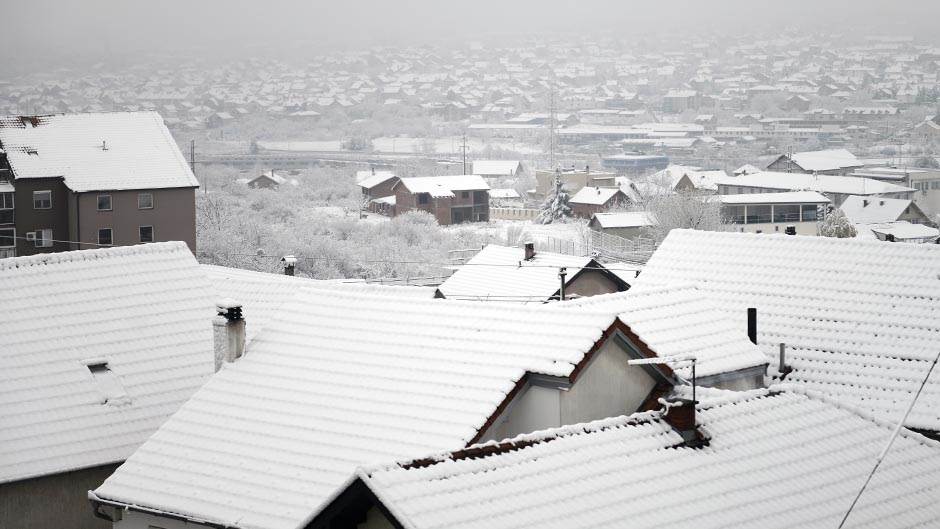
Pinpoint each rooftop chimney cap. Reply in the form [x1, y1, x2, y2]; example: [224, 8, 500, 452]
[281, 255, 298, 265]
[216, 298, 243, 321]
[523, 241, 535, 261]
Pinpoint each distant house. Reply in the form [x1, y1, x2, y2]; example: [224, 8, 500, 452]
[783, 94, 811, 112]
[471, 160, 524, 179]
[719, 191, 830, 235]
[436, 243, 630, 302]
[488, 188, 523, 208]
[534, 167, 617, 197]
[0, 112, 200, 257]
[394, 174, 489, 224]
[914, 115, 940, 140]
[766, 148, 863, 175]
[717, 171, 915, 207]
[650, 165, 726, 194]
[568, 186, 630, 218]
[0, 242, 214, 529]
[247, 170, 287, 190]
[589, 211, 656, 239]
[357, 169, 399, 215]
[206, 111, 235, 128]
[839, 195, 932, 226]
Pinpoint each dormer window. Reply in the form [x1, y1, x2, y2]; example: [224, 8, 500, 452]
[85, 361, 129, 405]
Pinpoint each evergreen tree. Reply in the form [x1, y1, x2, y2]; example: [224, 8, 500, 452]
[819, 208, 857, 238]
[537, 173, 572, 224]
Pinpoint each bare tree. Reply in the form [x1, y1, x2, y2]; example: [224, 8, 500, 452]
[642, 191, 726, 241]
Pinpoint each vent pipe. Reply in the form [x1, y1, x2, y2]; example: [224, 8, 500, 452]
[747, 308, 757, 345]
[213, 299, 245, 372]
[778, 342, 793, 376]
[523, 241, 535, 261]
[558, 267, 567, 301]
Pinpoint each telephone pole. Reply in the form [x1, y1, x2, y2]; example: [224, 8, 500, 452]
[549, 89, 557, 170]
[462, 134, 468, 174]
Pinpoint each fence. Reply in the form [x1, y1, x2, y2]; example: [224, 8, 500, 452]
[490, 207, 540, 221]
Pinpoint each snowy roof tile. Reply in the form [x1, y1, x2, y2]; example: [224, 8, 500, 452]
[635, 229, 940, 433]
[840, 195, 913, 224]
[590, 211, 656, 228]
[568, 186, 624, 206]
[350, 388, 940, 529]
[399, 175, 489, 197]
[719, 171, 915, 196]
[788, 148, 863, 172]
[0, 112, 199, 192]
[0, 242, 215, 484]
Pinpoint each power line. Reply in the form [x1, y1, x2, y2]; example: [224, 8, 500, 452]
[837, 350, 940, 529]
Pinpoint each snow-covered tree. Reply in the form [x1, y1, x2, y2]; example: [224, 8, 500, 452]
[642, 191, 725, 241]
[537, 174, 572, 224]
[819, 208, 857, 238]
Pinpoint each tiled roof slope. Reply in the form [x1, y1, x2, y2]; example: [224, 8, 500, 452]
[202, 265, 435, 341]
[0, 242, 215, 484]
[93, 288, 619, 529]
[437, 244, 600, 302]
[635, 229, 940, 432]
[0, 111, 199, 192]
[354, 388, 940, 529]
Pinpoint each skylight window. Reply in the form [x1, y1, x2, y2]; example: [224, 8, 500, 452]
[85, 361, 129, 405]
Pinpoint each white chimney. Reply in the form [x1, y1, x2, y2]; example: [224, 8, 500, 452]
[213, 299, 245, 372]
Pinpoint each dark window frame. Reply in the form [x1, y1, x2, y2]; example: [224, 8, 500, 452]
[139, 225, 154, 243]
[138, 192, 154, 210]
[0, 227, 14, 248]
[98, 228, 113, 246]
[33, 190, 52, 210]
[97, 194, 113, 211]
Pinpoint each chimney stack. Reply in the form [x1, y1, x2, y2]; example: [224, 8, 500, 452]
[281, 255, 297, 276]
[863, 199, 869, 207]
[885, 233, 896, 242]
[213, 299, 245, 372]
[747, 308, 757, 345]
[661, 398, 704, 446]
[778, 342, 793, 376]
[523, 241, 535, 261]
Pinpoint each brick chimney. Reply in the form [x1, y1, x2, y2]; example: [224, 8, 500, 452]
[213, 299, 245, 372]
[523, 241, 535, 260]
[661, 398, 704, 446]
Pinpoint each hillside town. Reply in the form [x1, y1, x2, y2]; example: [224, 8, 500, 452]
[3, 2, 940, 529]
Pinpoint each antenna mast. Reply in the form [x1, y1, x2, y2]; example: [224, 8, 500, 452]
[549, 89, 556, 170]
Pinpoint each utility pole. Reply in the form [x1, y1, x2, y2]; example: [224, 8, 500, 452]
[558, 267, 567, 301]
[462, 134, 468, 174]
[549, 89, 557, 170]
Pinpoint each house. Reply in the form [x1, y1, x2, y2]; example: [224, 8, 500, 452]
[839, 195, 932, 226]
[487, 188, 523, 208]
[534, 167, 616, 197]
[719, 191, 830, 235]
[393, 174, 489, 224]
[766, 148, 863, 175]
[783, 94, 811, 112]
[357, 170, 399, 215]
[471, 160, 524, 179]
[309, 387, 940, 529]
[650, 165, 727, 194]
[436, 243, 630, 302]
[247, 170, 287, 190]
[861, 221, 940, 243]
[0, 242, 215, 529]
[716, 171, 915, 207]
[589, 211, 656, 239]
[568, 186, 630, 218]
[913, 115, 940, 140]
[636, 229, 940, 437]
[205, 112, 235, 128]
[0, 112, 199, 257]
[91, 284, 766, 529]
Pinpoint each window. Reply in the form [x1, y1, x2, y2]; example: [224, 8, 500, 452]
[461, 191, 470, 199]
[34, 228, 53, 248]
[97, 194, 112, 211]
[33, 190, 51, 209]
[724, 205, 746, 224]
[0, 228, 14, 247]
[85, 361, 128, 404]
[0, 192, 12, 224]
[138, 193, 153, 209]
[98, 228, 113, 246]
[746, 205, 772, 224]
[139, 225, 154, 243]
[417, 193, 429, 205]
[801, 204, 819, 221]
[773, 204, 800, 223]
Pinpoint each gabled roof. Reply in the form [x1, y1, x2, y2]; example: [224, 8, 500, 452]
[718, 171, 915, 196]
[94, 286, 620, 529]
[93, 283, 766, 529]
[343, 388, 940, 529]
[717, 191, 830, 204]
[436, 244, 619, 302]
[590, 211, 656, 228]
[777, 148, 863, 172]
[569, 186, 625, 206]
[357, 170, 398, 189]
[0, 242, 214, 484]
[840, 195, 913, 224]
[636, 229, 940, 433]
[399, 175, 489, 197]
[0, 112, 199, 192]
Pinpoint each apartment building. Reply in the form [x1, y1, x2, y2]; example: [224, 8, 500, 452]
[0, 112, 198, 258]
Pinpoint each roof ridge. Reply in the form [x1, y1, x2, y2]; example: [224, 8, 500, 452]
[0, 241, 190, 272]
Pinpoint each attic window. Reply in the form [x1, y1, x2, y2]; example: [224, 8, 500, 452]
[85, 361, 129, 404]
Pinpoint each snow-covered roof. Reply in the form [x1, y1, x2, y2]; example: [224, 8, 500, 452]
[0, 112, 199, 192]
[488, 188, 521, 199]
[399, 175, 489, 198]
[471, 160, 521, 176]
[864, 221, 940, 241]
[568, 186, 624, 206]
[719, 171, 915, 196]
[785, 148, 863, 172]
[636, 229, 940, 433]
[0, 242, 215, 484]
[350, 388, 940, 529]
[590, 211, 656, 228]
[94, 285, 621, 529]
[249, 170, 286, 185]
[718, 191, 830, 204]
[840, 195, 912, 224]
[734, 163, 761, 175]
[357, 170, 397, 189]
[437, 244, 601, 301]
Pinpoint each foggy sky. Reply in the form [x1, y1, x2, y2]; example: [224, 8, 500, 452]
[2, 0, 939, 71]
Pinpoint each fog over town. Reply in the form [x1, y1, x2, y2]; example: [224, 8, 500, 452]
[3, 2, 940, 529]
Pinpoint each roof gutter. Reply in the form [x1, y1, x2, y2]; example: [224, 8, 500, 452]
[88, 491, 239, 529]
